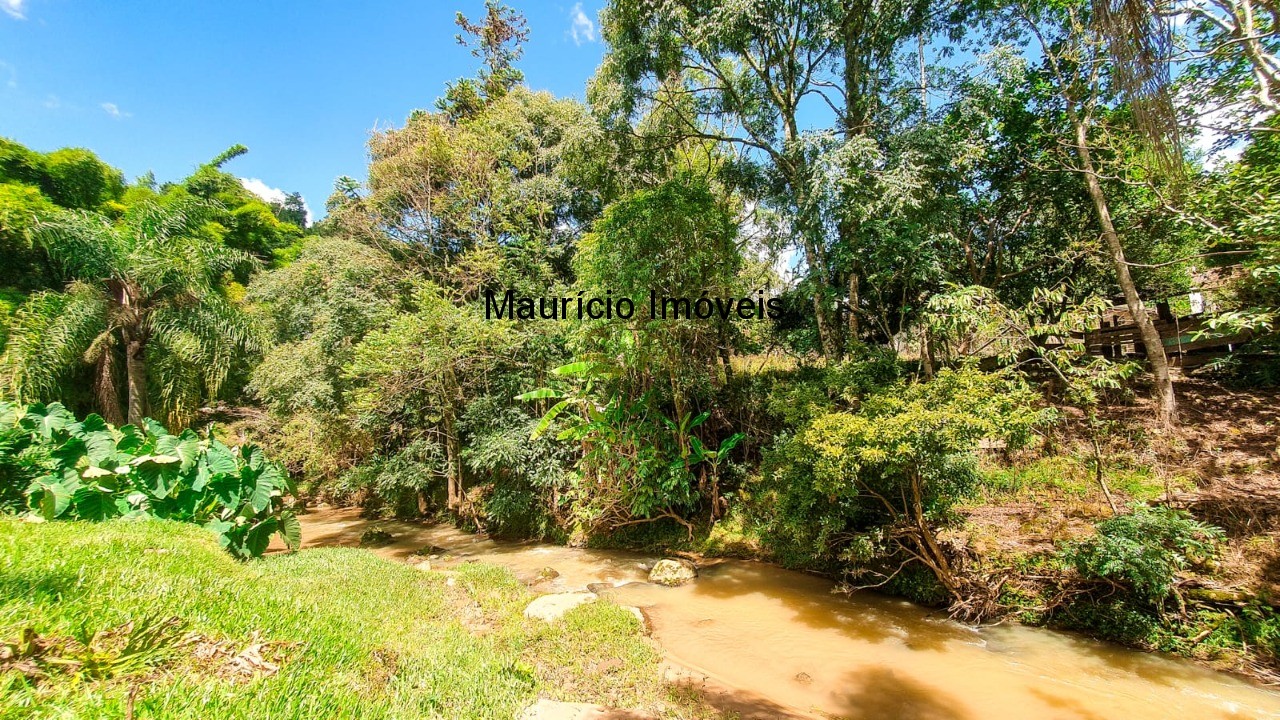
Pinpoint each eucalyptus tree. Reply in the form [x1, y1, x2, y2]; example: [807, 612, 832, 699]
[1, 195, 260, 428]
[999, 0, 1180, 425]
[591, 0, 940, 359]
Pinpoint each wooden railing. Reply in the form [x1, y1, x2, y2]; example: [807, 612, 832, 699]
[1083, 313, 1252, 368]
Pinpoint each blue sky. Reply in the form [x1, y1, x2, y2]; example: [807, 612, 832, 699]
[0, 1, 607, 220]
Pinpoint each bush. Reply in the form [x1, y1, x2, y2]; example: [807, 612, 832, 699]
[0, 401, 298, 558]
[1060, 505, 1224, 605]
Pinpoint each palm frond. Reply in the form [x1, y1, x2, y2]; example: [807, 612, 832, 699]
[30, 210, 124, 282]
[149, 292, 264, 407]
[0, 284, 109, 403]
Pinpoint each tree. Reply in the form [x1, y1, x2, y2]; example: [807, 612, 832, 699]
[439, 0, 530, 120]
[347, 283, 514, 509]
[331, 87, 595, 282]
[1003, 0, 1180, 425]
[1, 195, 260, 427]
[271, 191, 308, 229]
[592, 0, 939, 359]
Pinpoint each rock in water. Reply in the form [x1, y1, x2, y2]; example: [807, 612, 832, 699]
[523, 592, 597, 622]
[359, 528, 394, 547]
[648, 558, 697, 586]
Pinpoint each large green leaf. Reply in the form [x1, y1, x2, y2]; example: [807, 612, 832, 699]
[551, 361, 596, 376]
[20, 402, 75, 441]
[142, 418, 168, 439]
[531, 399, 572, 440]
[114, 424, 148, 454]
[192, 462, 212, 493]
[157, 430, 200, 472]
[33, 478, 72, 520]
[70, 414, 117, 465]
[72, 486, 119, 521]
[278, 511, 301, 552]
[249, 471, 276, 514]
[205, 439, 238, 475]
[50, 436, 88, 467]
[717, 432, 746, 454]
[208, 474, 242, 509]
[241, 444, 265, 471]
[133, 460, 179, 500]
[244, 517, 278, 558]
[515, 388, 560, 400]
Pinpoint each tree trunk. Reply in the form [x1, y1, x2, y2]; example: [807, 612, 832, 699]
[839, 6, 870, 352]
[124, 334, 148, 426]
[94, 348, 125, 426]
[1071, 117, 1177, 426]
[846, 262, 860, 341]
[444, 415, 463, 510]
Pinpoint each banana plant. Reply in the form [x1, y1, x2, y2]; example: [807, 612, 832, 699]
[685, 431, 745, 520]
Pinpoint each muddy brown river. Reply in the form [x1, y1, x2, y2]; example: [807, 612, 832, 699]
[284, 505, 1280, 719]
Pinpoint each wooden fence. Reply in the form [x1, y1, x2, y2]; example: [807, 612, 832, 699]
[1083, 311, 1252, 369]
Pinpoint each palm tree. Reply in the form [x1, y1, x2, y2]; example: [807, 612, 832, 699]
[1, 195, 260, 427]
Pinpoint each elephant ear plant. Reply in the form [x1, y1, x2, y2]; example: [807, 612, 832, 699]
[0, 401, 300, 559]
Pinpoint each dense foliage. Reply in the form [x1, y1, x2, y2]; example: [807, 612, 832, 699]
[0, 402, 297, 559]
[1, 0, 1278, 645]
[1062, 506, 1225, 605]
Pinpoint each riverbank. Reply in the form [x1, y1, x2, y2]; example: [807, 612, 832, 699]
[0, 517, 714, 719]
[281, 504, 1280, 719]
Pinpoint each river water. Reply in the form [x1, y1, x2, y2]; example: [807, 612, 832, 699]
[285, 505, 1280, 719]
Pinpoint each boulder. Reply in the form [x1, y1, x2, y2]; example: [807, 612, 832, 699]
[524, 592, 597, 622]
[648, 558, 697, 587]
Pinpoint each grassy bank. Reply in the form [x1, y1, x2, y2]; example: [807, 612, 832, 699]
[0, 518, 697, 719]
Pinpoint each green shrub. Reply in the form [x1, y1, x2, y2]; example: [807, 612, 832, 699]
[1060, 505, 1224, 605]
[761, 369, 1043, 558]
[0, 401, 298, 558]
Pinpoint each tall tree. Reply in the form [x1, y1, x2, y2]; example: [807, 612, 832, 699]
[593, 0, 938, 359]
[1005, 0, 1180, 424]
[1, 195, 259, 427]
[439, 0, 531, 120]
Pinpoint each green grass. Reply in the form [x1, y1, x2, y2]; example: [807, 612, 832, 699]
[980, 455, 1191, 504]
[0, 517, 691, 719]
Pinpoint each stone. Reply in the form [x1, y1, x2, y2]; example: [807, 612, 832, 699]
[518, 698, 655, 720]
[411, 560, 432, 572]
[358, 528, 394, 547]
[647, 558, 697, 587]
[535, 566, 560, 583]
[523, 592, 597, 622]
[415, 544, 451, 559]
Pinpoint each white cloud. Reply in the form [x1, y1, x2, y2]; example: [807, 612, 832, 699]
[100, 102, 131, 119]
[43, 94, 58, 109]
[1, 0, 25, 20]
[240, 178, 313, 225]
[0, 61, 15, 89]
[568, 3, 596, 46]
